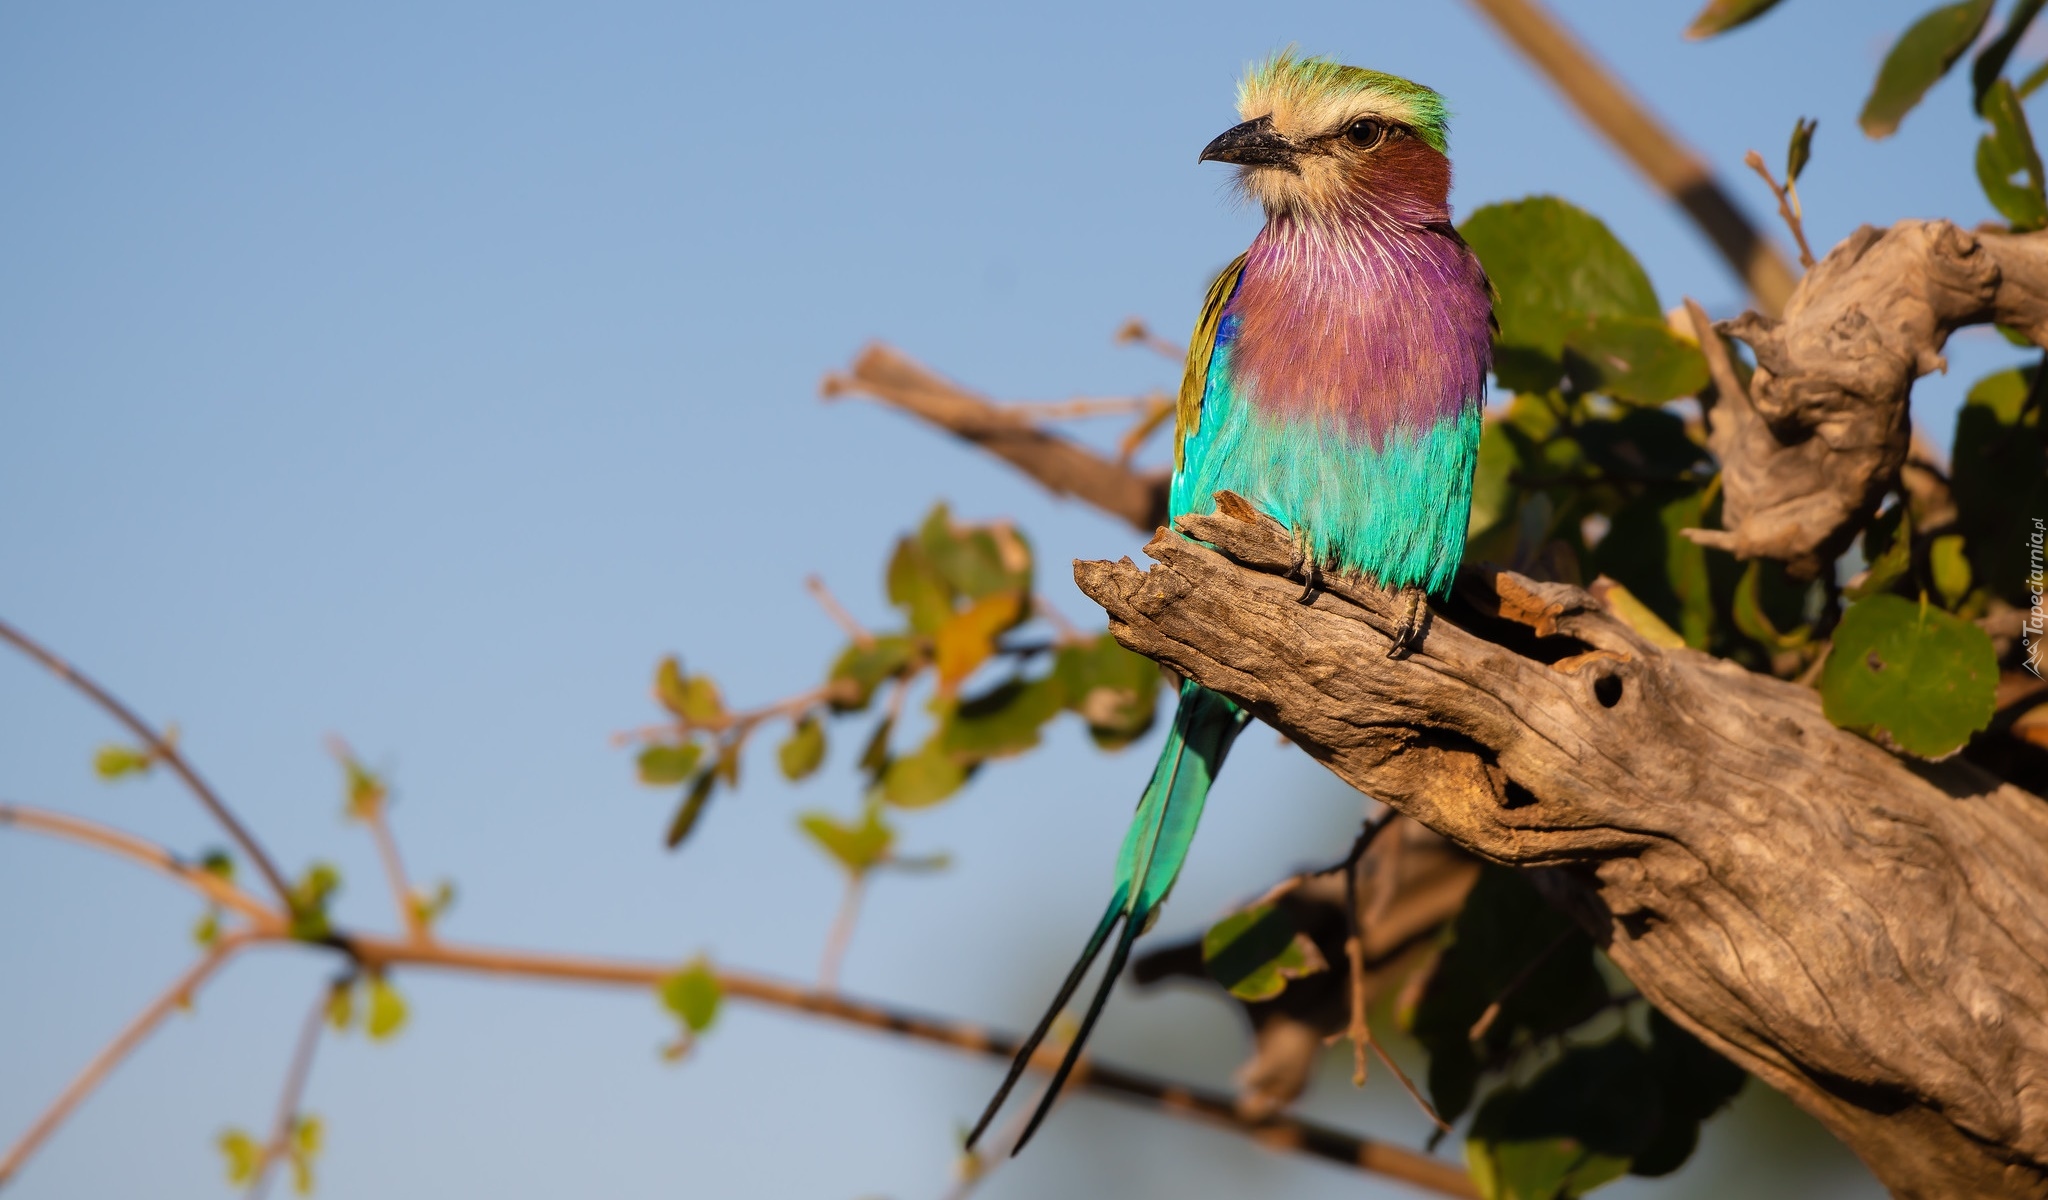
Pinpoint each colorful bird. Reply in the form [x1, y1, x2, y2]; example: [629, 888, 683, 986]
[969, 52, 1495, 1152]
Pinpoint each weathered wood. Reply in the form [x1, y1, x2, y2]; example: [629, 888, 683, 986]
[1702, 221, 2048, 575]
[1076, 502, 2048, 1199]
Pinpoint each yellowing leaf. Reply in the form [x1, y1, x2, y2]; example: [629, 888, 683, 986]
[933, 592, 1023, 692]
[1592, 577, 1686, 650]
[366, 975, 407, 1040]
[217, 1128, 261, 1186]
[1201, 904, 1328, 1002]
[1930, 534, 1973, 608]
[93, 743, 154, 780]
[1685, 0, 1784, 38]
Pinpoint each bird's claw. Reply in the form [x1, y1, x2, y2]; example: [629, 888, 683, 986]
[1289, 547, 1323, 605]
[1387, 588, 1428, 658]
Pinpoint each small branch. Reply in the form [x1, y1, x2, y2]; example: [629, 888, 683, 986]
[0, 802, 277, 926]
[0, 933, 251, 1187]
[806, 574, 874, 648]
[1467, 928, 1576, 1043]
[1114, 397, 1176, 468]
[1113, 318, 1186, 363]
[247, 978, 339, 1200]
[1000, 395, 1166, 422]
[1743, 150, 1817, 269]
[817, 875, 865, 992]
[346, 934, 1476, 1197]
[1461, 0, 1796, 314]
[327, 738, 428, 943]
[822, 344, 1168, 533]
[0, 618, 294, 904]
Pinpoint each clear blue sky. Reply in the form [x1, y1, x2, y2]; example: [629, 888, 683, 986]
[1, 2, 2022, 1197]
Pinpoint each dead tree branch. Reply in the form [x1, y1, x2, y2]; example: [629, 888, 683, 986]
[1462, 0, 1799, 314]
[1075, 499, 2048, 1199]
[1700, 222, 2048, 574]
[822, 343, 1169, 531]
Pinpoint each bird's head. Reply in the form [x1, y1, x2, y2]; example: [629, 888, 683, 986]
[1201, 51, 1452, 222]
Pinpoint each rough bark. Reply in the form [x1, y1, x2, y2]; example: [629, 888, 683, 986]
[1698, 220, 2048, 575]
[1074, 501, 2048, 1199]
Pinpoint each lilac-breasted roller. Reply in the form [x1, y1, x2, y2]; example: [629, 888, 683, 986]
[971, 52, 1495, 1152]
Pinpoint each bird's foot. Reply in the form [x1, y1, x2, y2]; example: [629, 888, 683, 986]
[1387, 588, 1429, 658]
[1289, 546, 1324, 605]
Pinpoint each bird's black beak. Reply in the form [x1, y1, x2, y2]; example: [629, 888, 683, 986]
[1199, 116, 1299, 171]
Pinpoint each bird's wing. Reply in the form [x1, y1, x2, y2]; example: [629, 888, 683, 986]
[1174, 252, 1249, 471]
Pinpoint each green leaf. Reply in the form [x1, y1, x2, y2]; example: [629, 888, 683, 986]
[1930, 534, 1974, 608]
[1973, 0, 2047, 110]
[1821, 594, 1998, 758]
[797, 805, 894, 875]
[1200, 904, 1328, 1002]
[1409, 869, 1610, 1125]
[198, 848, 236, 880]
[289, 1114, 322, 1196]
[941, 674, 1067, 760]
[1950, 367, 2048, 603]
[919, 504, 1034, 600]
[1684, 0, 1784, 38]
[1861, 0, 1997, 138]
[1466, 416, 1520, 546]
[1466, 1039, 1656, 1199]
[2022, 58, 2048, 98]
[366, 975, 407, 1040]
[827, 635, 917, 711]
[659, 957, 721, 1033]
[1731, 560, 1809, 652]
[857, 714, 894, 779]
[654, 655, 689, 715]
[879, 736, 969, 808]
[410, 879, 456, 930]
[218, 1128, 261, 1186]
[778, 715, 828, 781]
[1631, 1012, 1746, 1176]
[288, 863, 342, 942]
[1561, 314, 1709, 406]
[1977, 77, 2048, 230]
[665, 770, 718, 849]
[1786, 116, 1818, 186]
[326, 980, 355, 1031]
[637, 741, 702, 786]
[93, 743, 154, 780]
[887, 535, 956, 635]
[336, 752, 386, 821]
[1054, 634, 1164, 749]
[193, 908, 221, 948]
[1590, 485, 1714, 649]
[1460, 198, 1662, 394]
[1848, 505, 1914, 601]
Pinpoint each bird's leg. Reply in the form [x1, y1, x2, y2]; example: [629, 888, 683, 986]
[1288, 543, 1323, 605]
[1387, 587, 1429, 658]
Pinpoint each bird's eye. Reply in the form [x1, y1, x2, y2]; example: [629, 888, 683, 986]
[1345, 118, 1387, 149]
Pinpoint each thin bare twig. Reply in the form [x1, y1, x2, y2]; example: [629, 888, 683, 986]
[327, 738, 428, 943]
[0, 618, 294, 903]
[1462, 0, 1797, 314]
[1113, 318, 1186, 363]
[0, 803, 276, 925]
[817, 875, 865, 992]
[1001, 395, 1166, 422]
[0, 933, 252, 1187]
[0, 803, 1473, 1196]
[247, 979, 340, 1200]
[806, 574, 874, 648]
[1743, 150, 1817, 269]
